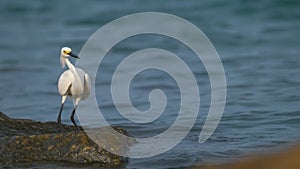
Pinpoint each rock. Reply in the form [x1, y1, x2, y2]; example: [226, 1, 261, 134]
[0, 112, 134, 167]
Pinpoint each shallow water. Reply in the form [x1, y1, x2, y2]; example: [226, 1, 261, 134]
[0, 0, 300, 168]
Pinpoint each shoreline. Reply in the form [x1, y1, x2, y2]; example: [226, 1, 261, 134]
[192, 143, 300, 169]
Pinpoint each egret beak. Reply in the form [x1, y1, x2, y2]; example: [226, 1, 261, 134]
[69, 52, 80, 59]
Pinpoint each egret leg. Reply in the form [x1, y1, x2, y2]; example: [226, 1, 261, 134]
[71, 98, 81, 131]
[57, 95, 67, 126]
[70, 105, 79, 130]
[57, 103, 64, 125]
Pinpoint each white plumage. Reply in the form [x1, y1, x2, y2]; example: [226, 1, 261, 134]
[58, 68, 90, 100]
[57, 47, 91, 130]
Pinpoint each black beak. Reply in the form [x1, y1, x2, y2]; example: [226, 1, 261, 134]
[69, 52, 80, 59]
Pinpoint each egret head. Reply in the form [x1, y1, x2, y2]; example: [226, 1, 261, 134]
[60, 47, 79, 68]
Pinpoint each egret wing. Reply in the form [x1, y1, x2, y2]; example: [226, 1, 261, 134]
[58, 70, 73, 96]
[82, 73, 91, 100]
[74, 68, 90, 100]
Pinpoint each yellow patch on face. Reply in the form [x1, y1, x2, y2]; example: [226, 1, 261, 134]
[63, 49, 72, 55]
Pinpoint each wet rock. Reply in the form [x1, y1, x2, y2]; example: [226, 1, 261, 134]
[0, 112, 134, 167]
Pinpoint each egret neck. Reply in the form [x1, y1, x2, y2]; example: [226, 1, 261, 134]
[64, 58, 83, 96]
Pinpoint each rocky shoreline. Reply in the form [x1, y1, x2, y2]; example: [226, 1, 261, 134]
[0, 112, 134, 167]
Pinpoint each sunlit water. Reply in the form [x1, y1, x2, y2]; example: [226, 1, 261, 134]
[0, 0, 300, 168]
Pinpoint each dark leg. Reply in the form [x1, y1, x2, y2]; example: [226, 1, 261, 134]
[57, 103, 64, 126]
[70, 106, 79, 131]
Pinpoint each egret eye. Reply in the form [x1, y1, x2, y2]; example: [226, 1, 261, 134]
[63, 50, 71, 55]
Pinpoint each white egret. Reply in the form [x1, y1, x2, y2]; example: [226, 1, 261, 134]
[57, 47, 91, 130]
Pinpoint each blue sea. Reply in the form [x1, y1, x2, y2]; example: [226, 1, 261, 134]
[0, 0, 300, 168]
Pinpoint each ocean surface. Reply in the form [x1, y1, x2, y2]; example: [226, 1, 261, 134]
[0, 0, 300, 168]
